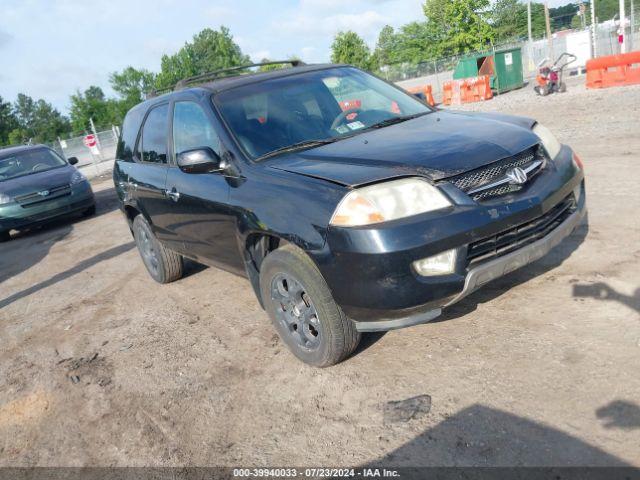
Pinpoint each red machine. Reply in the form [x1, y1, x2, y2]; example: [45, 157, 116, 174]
[534, 53, 577, 96]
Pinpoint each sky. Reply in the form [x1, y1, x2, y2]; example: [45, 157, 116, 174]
[0, 0, 572, 114]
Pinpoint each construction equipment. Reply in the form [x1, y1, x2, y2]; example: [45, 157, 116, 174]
[534, 53, 577, 96]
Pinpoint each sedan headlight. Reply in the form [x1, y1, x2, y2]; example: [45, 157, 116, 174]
[0, 193, 13, 205]
[533, 123, 562, 159]
[330, 177, 452, 227]
[70, 170, 87, 185]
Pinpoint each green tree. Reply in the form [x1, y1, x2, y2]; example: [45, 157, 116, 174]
[330, 31, 372, 70]
[13, 93, 70, 143]
[257, 57, 301, 72]
[8, 128, 28, 145]
[69, 86, 114, 133]
[0, 95, 18, 146]
[110, 67, 156, 106]
[492, 0, 547, 41]
[423, 0, 495, 56]
[393, 21, 439, 63]
[550, 3, 579, 30]
[155, 27, 249, 89]
[374, 25, 399, 67]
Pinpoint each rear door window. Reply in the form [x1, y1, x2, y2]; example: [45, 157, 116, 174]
[138, 104, 169, 164]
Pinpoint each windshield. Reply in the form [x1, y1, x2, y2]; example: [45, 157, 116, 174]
[0, 148, 67, 182]
[214, 67, 433, 160]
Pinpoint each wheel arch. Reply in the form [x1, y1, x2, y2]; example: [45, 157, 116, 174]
[242, 231, 290, 308]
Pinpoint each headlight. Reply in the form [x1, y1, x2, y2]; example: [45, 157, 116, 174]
[533, 123, 561, 159]
[330, 177, 452, 227]
[0, 193, 13, 205]
[70, 170, 87, 185]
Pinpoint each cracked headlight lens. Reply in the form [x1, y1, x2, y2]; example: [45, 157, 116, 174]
[330, 177, 452, 227]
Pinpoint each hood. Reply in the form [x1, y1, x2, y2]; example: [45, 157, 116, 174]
[266, 111, 540, 187]
[0, 165, 75, 198]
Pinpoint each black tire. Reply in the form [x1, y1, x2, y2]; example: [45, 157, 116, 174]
[132, 215, 183, 284]
[259, 244, 360, 367]
[83, 204, 96, 217]
[0, 231, 10, 242]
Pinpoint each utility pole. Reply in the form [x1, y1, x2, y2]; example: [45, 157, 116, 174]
[630, 0, 635, 51]
[544, 2, 554, 61]
[527, 1, 534, 75]
[591, 0, 598, 57]
[620, 0, 627, 53]
[528, 1, 533, 43]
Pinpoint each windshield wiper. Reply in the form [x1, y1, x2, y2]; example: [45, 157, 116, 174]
[258, 138, 338, 160]
[367, 112, 430, 130]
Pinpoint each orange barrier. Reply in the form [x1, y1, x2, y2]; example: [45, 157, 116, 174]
[586, 51, 640, 89]
[442, 76, 493, 105]
[407, 85, 435, 106]
[338, 99, 362, 111]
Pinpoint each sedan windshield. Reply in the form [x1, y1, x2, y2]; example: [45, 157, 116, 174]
[214, 67, 433, 160]
[0, 148, 67, 182]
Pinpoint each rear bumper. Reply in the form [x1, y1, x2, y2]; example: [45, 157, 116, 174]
[0, 184, 95, 232]
[315, 145, 586, 331]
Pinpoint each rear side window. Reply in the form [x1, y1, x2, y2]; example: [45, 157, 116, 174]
[139, 104, 169, 164]
[173, 101, 220, 155]
[117, 107, 145, 162]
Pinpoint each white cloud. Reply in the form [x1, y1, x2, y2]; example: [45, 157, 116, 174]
[250, 50, 272, 61]
[274, 10, 388, 46]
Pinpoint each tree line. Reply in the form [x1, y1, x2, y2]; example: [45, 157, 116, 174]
[0, 0, 628, 147]
[331, 0, 628, 69]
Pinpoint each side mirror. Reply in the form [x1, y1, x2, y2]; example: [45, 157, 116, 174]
[412, 92, 426, 101]
[68, 157, 79, 166]
[177, 148, 224, 174]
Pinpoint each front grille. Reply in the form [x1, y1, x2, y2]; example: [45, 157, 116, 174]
[15, 184, 71, 207]
[467, 194, 576, 266]
[447, 145, 548, 201]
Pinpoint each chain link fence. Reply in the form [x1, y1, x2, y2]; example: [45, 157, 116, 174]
[36, 125, 119, 178]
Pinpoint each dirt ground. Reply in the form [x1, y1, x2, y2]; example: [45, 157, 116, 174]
[1, 77, 639, 468]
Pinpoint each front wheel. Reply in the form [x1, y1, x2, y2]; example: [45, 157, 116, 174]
[132, 215, 183, 284]
[259, 245, 360, 367]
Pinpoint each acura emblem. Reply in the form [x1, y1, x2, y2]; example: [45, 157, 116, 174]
[505, 167, 528, 185]
[38, 190, 50, 197]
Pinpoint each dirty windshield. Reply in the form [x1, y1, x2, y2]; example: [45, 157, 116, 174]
[215, 67, 432, 159]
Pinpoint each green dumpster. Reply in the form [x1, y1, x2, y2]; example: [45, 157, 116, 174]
[453, 47, 524, 94]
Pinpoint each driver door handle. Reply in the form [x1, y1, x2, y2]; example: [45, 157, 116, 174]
[166, 188, 180, 202]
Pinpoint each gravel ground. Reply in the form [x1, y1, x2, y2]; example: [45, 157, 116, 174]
[1, 76, 639, 468]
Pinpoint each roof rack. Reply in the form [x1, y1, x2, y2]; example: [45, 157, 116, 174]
[146, 60, 306, 99]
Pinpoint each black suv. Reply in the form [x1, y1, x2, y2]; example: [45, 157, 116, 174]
[113, 62, 586, 367]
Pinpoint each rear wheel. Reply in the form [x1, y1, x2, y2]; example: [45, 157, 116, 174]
[132, 215, 183, 284]
[0, 231, 10, 242]
[259, 244, 360, 367]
